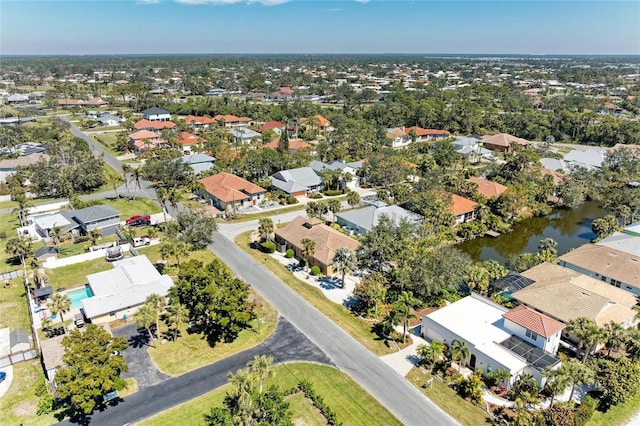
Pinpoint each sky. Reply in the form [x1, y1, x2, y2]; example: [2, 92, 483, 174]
[1, 0, 639, 55]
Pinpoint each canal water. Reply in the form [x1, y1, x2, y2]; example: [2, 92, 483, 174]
[457, 201, 606, 265]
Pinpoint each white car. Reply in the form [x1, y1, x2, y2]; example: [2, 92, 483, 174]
[131, 237, 151, 247]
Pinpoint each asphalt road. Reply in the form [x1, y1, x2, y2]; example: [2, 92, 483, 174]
[207, 231, 458, 426]
[59, 317, 332, 426]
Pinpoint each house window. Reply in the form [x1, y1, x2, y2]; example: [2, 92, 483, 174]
[109, 311, 116, 317]
[526, 329, 538, 341]
[611, 279, 621, 288]
[601, 276, 608, 282]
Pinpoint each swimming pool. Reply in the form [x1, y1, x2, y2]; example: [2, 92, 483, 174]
[67, 286, 94, 310]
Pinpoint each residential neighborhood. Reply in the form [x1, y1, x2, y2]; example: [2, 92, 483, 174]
[1, 33, 640, 426]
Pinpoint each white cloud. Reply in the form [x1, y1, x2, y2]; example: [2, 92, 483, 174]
[175, 0, 289, 4]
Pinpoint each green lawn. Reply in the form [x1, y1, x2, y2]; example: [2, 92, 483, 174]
[587, 391, 640, 426]
[405, 368, 491, 426]
[0, 212, 23, 273]
[90, 132, 125, 157]
[236, 231, 394, 357]
[0, 360, 60, 426]
[140, 363, 401, 426]
[0, 277, 32, 331]
[44, 257, 114, 290]
[148, 291, 278, 376]
[100, 197, 162, 219]
[0, 200, 18, 210]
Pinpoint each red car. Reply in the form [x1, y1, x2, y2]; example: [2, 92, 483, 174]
[125, 214, 151, 226]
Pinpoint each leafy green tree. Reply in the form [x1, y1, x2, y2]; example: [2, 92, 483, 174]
[258, 218, 274, 243]
[171, 259, 253, 345]
[300, 237, 316, 272]
[332, 247, 357, 288]
[450, 339, 470, 372]
[537, 237, 558, 263]
[351, 273, 387, 317]
[542, 403, 576, 426]
[542, 366, 570, 408]
[175, 210, 218, 249]
[48, 293, 71, 324]
[55, 324, 128, 415]
[591, 357, 640, 409]
[465, 264, 491, 294]
[430, 140, 460, 168]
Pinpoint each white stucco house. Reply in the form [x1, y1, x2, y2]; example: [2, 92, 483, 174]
[421, 293, 564, 386]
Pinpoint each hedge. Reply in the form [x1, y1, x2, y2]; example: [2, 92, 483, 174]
[260, 241, 276, 253]
[324, 189, 342, 196]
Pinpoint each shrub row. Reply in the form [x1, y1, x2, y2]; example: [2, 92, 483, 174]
[323, 189, 343, 196]
[297, 380, 342, 426]
[260, 241, 276, 253]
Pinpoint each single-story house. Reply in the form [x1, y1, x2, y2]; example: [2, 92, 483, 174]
[452, 137, 493, 162]
[214, 114, 252, 128]
[563, 149, 606, 171]
[336, 201, 423, 236]
[0, 152, 49, 183]
[309, 159, 363, 190]
[95, 113, 123, 127]
[198, 172, 266, 212]
[6, 93, 30, 104]
[33, 205, 120, 238]
[450, 193, 478, 224]
[134, 118, 176, 132]
[142, 107, 171, 122]
[482, 133, 532, 153]
[422, 294, 562, 387]
[264, 138, 313, 153]
[271, 167, 323, 197]
[184, 115, 214, 131]
[558, 244, 640, 296]
[274, 216, 360, 275]
[228, 127, 261, 144]
[386, 127, 412, 148]
[468, 177, 508, 199]
[129, 130, 165, 152]
[256, 121, 285, 134]
[181, 153, 216, 175]
[514, 262, 639, 329]
[82, 255, 173, 324]
[404, 126, 451, 142]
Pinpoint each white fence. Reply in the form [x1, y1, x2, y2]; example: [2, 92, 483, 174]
[27, 201, 70, 215]
[42, 244, 132, 269]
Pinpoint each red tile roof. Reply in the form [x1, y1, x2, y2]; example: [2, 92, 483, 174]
[184, 115, 214, 124]
[257, 121, 286, 132]
[198, 172, 266, 203]
[503, 305, 565, 338]
[404, 126, 450, 137]
[450, 194, 478, 216]
[468, 177, 508, 198]
[213, 114, 252, 124]
[179, 132, 201, 146]
[264, 138, 312, 151]
[482, 133, 531, 148]
[134, 119, 176, 130]
[129, 130, 160, 140]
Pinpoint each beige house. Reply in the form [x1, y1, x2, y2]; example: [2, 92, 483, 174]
[514, 262, 638, 329]
[274, 216, 360, 275]
[482, 133, 532, 153]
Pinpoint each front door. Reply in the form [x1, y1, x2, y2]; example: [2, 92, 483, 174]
[469, 354, 476, 369]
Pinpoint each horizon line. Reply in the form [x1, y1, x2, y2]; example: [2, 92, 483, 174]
[2, 52, 639, 57]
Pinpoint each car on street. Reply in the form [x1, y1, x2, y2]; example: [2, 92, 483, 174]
[0, 371, 6, 383]
[131, 237, 151, 247]
[126, 214, 151, 226]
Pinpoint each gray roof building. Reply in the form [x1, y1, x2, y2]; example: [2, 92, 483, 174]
[595, 232, 640, 257]
[271, 167, 322, 195]
[336, 202, 423, 236]
[182, 153, 216, 174]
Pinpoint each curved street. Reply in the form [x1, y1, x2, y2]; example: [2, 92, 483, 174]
[58, 317, 332, 426]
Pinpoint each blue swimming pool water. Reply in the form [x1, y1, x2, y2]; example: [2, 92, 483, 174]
[68, 287, 93, 309]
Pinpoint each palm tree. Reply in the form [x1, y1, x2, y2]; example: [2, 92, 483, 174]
[227, 368, 255, 397]
[145, 293, 166, 339]
[121, 163, 132, 196]
[89, 228, 102, 246]
[258, 218, 274, 243]
[300, 237, 316, 272]
[625, 329, 640, 362]
[326, 198, 342, 223]
[542, 366, 570, 407]
[48, 293, 71, 324]
[173, 240, 190, 271]
[12, 193, 32, 227]
[491, 368, 511, 388]
[604, 321, 625, 357]
[332, 247, 357, 288]
[346, 190, 360, 208]
[394, 291, 417, 344]
[6, 236, 32, 276]
[566, 317, 594, 359]
[135, 303, 158, 347]
[50, 225, 64, 247]
[582, 324, 606, 362]
[416, 341, 445, 368]
[160, 240, 175, 265]
[561, 358, 595, 402]
[450, 339, 470, 372]
[381, 309, 401, 339]
[248, 355, 274, 393]
[166, 302, 189, 341]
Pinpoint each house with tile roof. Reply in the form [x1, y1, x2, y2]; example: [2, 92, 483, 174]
[468, 177, 508, 199]
[256, 120, 286, 134]
[178, 131, 202, 154]
[386, 127, 412, 148]
[128, 130, 165, 152]
[450, 193, 478, 224]
[274, 216, 360, 275]
[422, 293, 561, 387]
[134, 118, 176, 132]
[198, 172, 266, 213]
[184, 115, 214, 131]
[214, 114, 252, 128]
[403, 126, 451, 142]
[514, 262, 638, 329]
[482, 133, 532, 153]
[264, 138, 313, 153]
[558, 244, 640, 296]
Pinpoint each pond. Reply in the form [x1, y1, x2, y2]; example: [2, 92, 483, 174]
[457, 201, 606, 265]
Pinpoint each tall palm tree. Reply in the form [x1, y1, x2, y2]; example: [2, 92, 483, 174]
[49, 293, 71, 324]
[566, 317, 594, 359]
[346, 190, 360, 208]
[326, 198, 342, 223]
[582, 324, 606, 362]
[416, 341, 445, 368]
[332, 247, 357, 288]
[625, 329, 640, 362]
[6, 236, 32, 277]
[542, 366, 570, 407]
[604, 321, 625, 357]
[450, 339, 470, 372]
[135, 303, 158, 347]
[300, 237, 316, 272]
[561, 359, 595, 402]
[166, 302, 189, 341]
[227, 368, 255, 397]
[160, 239, 175, 264]
[50, 225, 64, 247]
[145, 293, 166, 339]
[394, 291, 417, 344]
[173, 240, 190, 271]
[258, 218, 274, 243]
[381, 309, 401, 339]
[121, 163, 132, 196]
[248, 355, 274, 393]
[89, 228, 102, 246]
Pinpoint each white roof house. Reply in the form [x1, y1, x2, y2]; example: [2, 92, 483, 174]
[422, 294, 561, 385]
[82, 255, 173, 323]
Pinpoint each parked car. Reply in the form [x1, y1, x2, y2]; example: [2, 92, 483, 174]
[74, 313, 85, 328]
[125, 214, 151, 226]
[0, 371, 6, 383]
[131, 237, 151, 247]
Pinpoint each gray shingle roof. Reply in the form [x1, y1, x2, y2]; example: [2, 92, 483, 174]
[10, 328, 29, 347]
[70, 205, 120, 224]
[272, 167, 322, 189]
[143, 107, 170, 116]
[337, 203, 423, 234]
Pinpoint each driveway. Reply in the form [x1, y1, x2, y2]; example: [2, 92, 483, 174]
[58, 317, 332, 425]
[112, 324, 169, 388]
